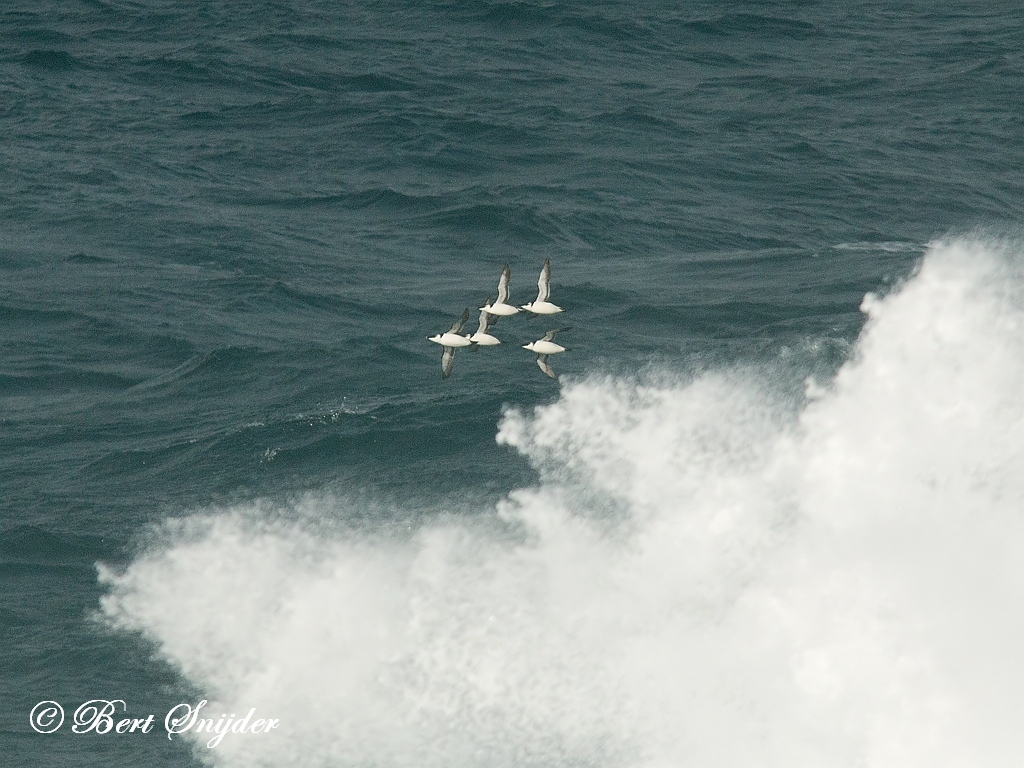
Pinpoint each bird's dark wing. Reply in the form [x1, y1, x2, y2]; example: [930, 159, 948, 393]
[449, 307, 470, 334]
[537, 258, 551, 302]
[477, 298, 493, 333]
[441, 347, 456, 378]
[497, 264, 511, 304]
[536, 354, 555, 379]
[542, 326, 571, 342]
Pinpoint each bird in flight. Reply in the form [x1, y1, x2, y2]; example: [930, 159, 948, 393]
[427, 307, 474, 378]
[520, 259, 563, 315]
[523, 327, 571, 378]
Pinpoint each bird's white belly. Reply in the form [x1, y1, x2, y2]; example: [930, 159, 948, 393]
[432, 333, 473, 347]
[532, 340, 565, 355]
[483, 302, 520, 316]
[527, 301, 562, 314]
[470, 332, 500, 345]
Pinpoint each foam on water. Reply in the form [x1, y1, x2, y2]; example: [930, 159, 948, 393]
[99, 237, 1024, 767]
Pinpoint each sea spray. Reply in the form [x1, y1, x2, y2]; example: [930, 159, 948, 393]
[100, 237, 1024, 767]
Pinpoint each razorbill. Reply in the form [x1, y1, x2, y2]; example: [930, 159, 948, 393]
[523, 327, 570, 379]
[481, 264, 521, 316]
[427, 308, 474, 378]
[469, 298, 501, 345]
[520, 258, 563, 315]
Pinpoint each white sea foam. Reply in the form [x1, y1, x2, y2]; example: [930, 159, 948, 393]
[99, 237, 1024, 767]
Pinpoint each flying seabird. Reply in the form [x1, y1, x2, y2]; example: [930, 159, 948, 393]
[469, 298, 502, 346]
[523, 327, 571, 379]
[427, 308, 475, 378]
[481, 264, 521, 317]
[520, 258, 563, 315]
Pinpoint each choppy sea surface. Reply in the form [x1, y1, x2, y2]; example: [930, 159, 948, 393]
[3, 2, 1024, 766]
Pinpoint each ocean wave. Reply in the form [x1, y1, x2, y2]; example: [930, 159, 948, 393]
[99, 237, 1024, 767]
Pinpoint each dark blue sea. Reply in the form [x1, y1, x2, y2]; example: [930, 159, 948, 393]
[4, 1, 1024, 766]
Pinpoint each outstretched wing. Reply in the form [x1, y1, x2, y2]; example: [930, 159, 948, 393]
[441, 347, 456, 378]
[537, 258, 551, 302]
[448, 307, 470, 334]
[536, 354, 556, 379]
[541, 326, 571, 342]
[496, 264, 511, 304]
[477, 297, 494, 334]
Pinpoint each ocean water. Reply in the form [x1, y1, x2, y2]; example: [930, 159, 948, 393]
[3, 1, 1024, 766]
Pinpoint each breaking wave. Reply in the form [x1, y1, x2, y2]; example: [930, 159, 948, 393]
[100, 237, 1024, 767]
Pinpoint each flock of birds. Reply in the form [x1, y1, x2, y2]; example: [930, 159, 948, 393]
[427, 259, 570, 379]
